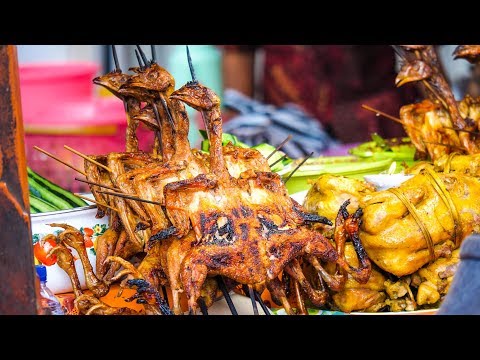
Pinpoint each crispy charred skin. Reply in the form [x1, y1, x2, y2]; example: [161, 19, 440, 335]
[106, 152, 160, 252]
[343, 207, 371, 283]
[95, 228, 119, 280]
[102, 256, 169, 315]
[125, 278, 173, 315]
[222, 143, 270, 178]
[137, 242, 169, 289]
[132, 163, 185, 235]
[51, 224, 109, 298]
[109, 152, 161, 223]
[453, 45, 480, 64]
[169, 82, 371, 311]
[126, 63, 175, 94]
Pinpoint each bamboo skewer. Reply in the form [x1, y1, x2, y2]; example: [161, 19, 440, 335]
[362, 104, 480, 136]
[266, 135, 292, 160]
[269, 154, 287, 168]
[112, 45, 121, 71]
[150, 45, 157, 64]
[247, 285, 259, 315]
[96, 190, 162, 206]
[216, 276, 238, 315]
[186, 45, 198, 84]
[74, 178, 120, 192]
[135, 50, 145, 70]
[33, 146, 87, 176]
[136, 45, 149, 67]
[158, 95, 176, 129]
[253, 290, 271, 315]
[362, 104, 430, 133]
[63, 145, 112, 173]
[361, 104, 405, 125]
[283, 152, 314, 184]
[186, 45, 209, 139]
[74, 193, 118, 212]
[197, 298, 209, 315]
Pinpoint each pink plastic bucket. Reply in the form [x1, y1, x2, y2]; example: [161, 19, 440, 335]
[20, 62, 156, 192]
[19, 62, 99, 125]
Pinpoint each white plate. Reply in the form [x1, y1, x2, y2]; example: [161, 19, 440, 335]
[206, 293, 272, 315]
[363, 174, 413, 191]
[290, 190, 309, 204]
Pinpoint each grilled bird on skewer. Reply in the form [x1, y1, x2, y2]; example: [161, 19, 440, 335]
[164, 81, 371, 312]
[59, 48, 374, 315]
[93, 71, 142, 153]
[453, 45, 480, 63]
[394, 45, 480, 160]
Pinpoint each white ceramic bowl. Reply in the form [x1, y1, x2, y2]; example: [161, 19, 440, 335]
[31, 201, 109, 294]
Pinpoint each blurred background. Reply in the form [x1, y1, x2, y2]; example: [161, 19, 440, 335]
[18, 45, 479, 192]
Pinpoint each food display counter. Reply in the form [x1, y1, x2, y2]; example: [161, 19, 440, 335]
[1, 45, 479, 315]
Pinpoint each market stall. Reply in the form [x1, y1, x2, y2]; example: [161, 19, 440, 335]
[2, 44, 479, 315]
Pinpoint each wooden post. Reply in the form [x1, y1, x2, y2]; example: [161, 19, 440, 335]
[0, 45, 37, 314]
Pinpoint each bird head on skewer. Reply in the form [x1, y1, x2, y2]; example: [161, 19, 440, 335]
[92, 45, 131, 97]
[93, 72, 130, 96]
[170, 83, 220, 111]
[125, 62, 175, 93]
[395, 59, 433, 87]
[452, 45, 480, 64]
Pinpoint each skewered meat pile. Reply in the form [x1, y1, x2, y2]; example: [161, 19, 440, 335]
[394, 45, 480, 161]
[49, 46, 373, 315]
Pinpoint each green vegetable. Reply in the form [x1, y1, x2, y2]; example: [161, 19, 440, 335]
[278, 156, 394, 178]
[30, 206, 39, 214]
[27, 167, 87, 208]
[252, 143, 292, 172]
[29, 194, 60, 213]
[349, 134, 416, 165]
[278, 156, 395, 194]
[198, 130, 292, 172]
[28, 176, 73, 210]
[199, 130, 249, 152]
